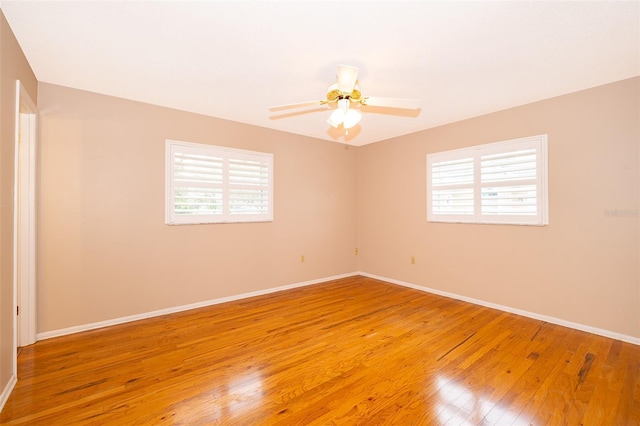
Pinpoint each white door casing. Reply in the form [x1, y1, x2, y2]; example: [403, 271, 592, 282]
[13, 80, 37, 357]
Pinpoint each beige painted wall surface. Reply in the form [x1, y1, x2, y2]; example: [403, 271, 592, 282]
[358, 77, 640, 338]
[0, 10, 38, 397]
[38, 83, 358, 333]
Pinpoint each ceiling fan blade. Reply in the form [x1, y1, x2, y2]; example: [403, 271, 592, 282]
[361, 96, 421, 110]
[336, 65, 359, 94]
[268, 100, 326, 112]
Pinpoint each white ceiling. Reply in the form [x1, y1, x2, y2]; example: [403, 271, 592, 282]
[1, 1, 638, 146]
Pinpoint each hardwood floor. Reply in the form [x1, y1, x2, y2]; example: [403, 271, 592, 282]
[1, 276, 639, 425]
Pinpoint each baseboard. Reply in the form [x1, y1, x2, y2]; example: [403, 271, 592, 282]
[37, 272, 359, 341]
[35, 270, 640, 346]
[0, 375, 17, 413]
[358, 271, 640, 346]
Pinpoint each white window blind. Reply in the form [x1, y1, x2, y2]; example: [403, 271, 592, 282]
[431, 157, 475, 219]
[480, 148, 537, 217]
[166, 140, 273, 224]
[427, 135, 548, 226]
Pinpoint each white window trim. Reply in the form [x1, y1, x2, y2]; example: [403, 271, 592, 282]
[165, 140, 274, 225]
[427, 134, 548, 226]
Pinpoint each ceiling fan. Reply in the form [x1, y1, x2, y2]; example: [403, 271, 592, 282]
[268, 65, 421, 129]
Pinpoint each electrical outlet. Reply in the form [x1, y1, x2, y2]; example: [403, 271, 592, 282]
[301, 255, 305, 263]
[411, 256, 416, 265]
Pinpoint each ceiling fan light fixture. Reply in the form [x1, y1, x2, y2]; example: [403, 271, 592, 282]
[328, 98, 359, 129]
[336, 65, 359, 94]
[327, 108, 345, 128]
[343, 109, 361, 129]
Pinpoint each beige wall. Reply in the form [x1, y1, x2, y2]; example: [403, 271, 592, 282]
[0, 10, 37, 397]
[358, 77, 640, 338]
[37, 78, 640, 340]
[29, 74, 640, 341]
[37, 83, 358, 332]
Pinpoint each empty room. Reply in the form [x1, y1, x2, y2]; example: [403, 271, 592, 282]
[0, 1, 638, 425]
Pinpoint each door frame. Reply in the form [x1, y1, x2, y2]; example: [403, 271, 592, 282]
[13, 80, 37, 366]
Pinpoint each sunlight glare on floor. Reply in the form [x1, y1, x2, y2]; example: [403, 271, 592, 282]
[435, 376, 529, 425]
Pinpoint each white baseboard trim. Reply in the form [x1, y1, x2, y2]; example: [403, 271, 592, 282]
[37, 272, 359, 341]
[358, 271, 640, 346]
[0, 375, 17, 413]
[35, 271, 640, 346]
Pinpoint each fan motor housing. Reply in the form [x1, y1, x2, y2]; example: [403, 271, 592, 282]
[327, 84, 361, 103]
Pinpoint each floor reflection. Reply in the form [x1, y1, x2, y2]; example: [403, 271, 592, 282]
[435, 376, 529, 425]
[208, 371, 264, 422]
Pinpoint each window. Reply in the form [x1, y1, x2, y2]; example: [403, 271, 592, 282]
[165, 140, 273, 224]
[427, 134, 548, 226]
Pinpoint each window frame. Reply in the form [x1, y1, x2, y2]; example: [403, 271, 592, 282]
[165, 139, 274, 225]
[427, 134, 548, 226]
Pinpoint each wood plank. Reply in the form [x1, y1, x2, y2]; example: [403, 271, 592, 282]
[1, 276, 638, 425]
